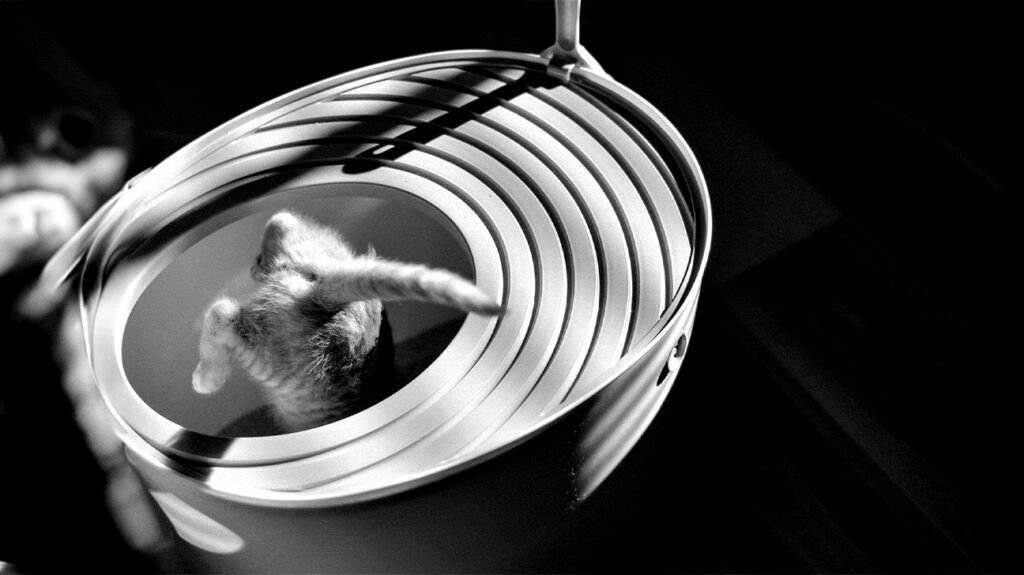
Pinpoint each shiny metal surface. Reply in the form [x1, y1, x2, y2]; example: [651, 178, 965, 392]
[68, 48, 707, 502]
[50, 11, 710, 568]
[542, 0, 606, 79]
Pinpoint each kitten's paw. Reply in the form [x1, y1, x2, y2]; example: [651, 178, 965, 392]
[192, 361, 230, 394]
[451, 281, 504, 316]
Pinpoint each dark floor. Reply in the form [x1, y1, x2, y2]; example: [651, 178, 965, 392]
[565, 3, 1021, 571]
[2, 1, 1020, 572]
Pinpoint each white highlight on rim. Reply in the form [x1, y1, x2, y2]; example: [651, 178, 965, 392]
[74, 51, 709, 507]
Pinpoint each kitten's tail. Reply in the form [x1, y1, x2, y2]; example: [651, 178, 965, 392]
[315, 258, 503, 315]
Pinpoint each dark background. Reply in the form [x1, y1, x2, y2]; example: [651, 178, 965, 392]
[2, 1, 1020, 572]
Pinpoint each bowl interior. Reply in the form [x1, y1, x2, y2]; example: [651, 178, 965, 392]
[122, 190, 474, 436]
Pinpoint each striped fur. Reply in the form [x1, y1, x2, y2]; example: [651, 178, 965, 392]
[191, 210, 501, 432]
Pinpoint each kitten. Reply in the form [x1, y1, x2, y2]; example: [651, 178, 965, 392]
[191, 210, 503, 432]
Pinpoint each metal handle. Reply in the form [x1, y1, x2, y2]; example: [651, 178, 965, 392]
[541, 0, 605, 82]
[554, 0, 582, 54]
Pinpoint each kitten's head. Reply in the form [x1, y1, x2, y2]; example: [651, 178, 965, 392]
[250, 210, 503, 315]
[251, 211, 354, 282]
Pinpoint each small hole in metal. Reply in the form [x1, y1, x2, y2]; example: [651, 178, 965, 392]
[657, 334, 688, 386]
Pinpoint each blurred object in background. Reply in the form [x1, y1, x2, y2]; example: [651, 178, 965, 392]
[0, 15, 131, 278]
[0, 10, 174, 574]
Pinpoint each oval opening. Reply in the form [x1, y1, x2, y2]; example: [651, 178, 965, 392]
[122, 191, 474, 437]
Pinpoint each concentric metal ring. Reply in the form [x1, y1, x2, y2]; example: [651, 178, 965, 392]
[73, 50, 710, 505]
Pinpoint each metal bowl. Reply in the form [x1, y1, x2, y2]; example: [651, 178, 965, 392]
[46, 2, 710, 571]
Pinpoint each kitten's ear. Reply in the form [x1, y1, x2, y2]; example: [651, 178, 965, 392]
[259, 211, 303, 264]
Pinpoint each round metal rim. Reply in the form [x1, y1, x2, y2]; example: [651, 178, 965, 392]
[75, 49, 711, 506]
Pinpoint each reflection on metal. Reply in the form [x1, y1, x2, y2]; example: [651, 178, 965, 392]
[48, 6, 711, 571]
[151, 492, 245, 555]
[575, 292, 698, 501]
[541, 0, 607, 82]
